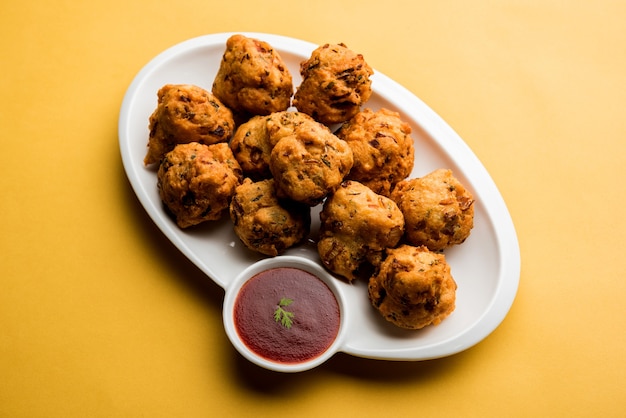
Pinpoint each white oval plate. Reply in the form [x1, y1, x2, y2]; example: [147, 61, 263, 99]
[119, 32, 520, 362]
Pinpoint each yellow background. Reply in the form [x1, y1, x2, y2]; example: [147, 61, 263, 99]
[1, 1, 625, 416]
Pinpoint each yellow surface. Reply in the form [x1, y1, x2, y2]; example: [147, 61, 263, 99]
[1, 1, 625, 416]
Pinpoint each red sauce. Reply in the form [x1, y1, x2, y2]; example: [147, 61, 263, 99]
[234, 267, 340, 364]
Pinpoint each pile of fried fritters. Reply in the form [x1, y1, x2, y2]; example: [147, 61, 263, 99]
[143, 34, 475, 330]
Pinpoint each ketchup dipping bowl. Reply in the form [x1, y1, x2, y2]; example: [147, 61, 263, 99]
[223, 256, 348, 373]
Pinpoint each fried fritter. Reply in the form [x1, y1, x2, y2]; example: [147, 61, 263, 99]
[229, 111, 318, 180]
[293, 43, 373, 125]
[318, 181, 404, 281]
[391, 169, 474, 251]
[336, 108, 415, 196]
[269, 122, 353, 206]
[229, 178, 311, 256]
[368, 245, 457, 330]
[212, 34, 293, 116]
[157, 142, 242, 228]
[145, 84, 235, 165]
[228, 115, 271, 179]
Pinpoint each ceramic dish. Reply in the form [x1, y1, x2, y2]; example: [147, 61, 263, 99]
[118, 32, 520, 370]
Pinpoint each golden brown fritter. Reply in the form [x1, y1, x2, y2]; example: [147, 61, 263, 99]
[212, 34, 293, 116]
[157, 142, 242, 228]
[269, 123, 353, 206]
[293, 43, 373, 125]
[228, 115, 271, 179]
[368, 245, 457, 330]
[229, 111, 318, 180]
[318, 181, 405, 281]
[229, 178, 311, 256]
[391, 169, 474, 251]
[145, 84, 235, 165]
[336, 108, 415, 196]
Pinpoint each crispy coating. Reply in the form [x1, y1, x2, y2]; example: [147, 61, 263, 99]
[318, 181, 404, 281]
[229, 115, 270, 179]
[391, 169, 474, 251]
[270, 123, 353, 206]
[229, 111, 318, 180]
[157, 143, 242, 228]
[229, 178, 311, 256]
[145, 84, 235, 165]
[293, 43, 373, 125]
[336, 108, 415, 196]
[266, 110, 318, 142]
[368, 245, 457, 330]
[212, 34, 293, 116]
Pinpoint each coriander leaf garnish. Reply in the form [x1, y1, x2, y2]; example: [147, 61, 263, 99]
[274, 298, 295, 329]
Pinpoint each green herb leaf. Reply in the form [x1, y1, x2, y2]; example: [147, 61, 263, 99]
[274, 298, 295, 329]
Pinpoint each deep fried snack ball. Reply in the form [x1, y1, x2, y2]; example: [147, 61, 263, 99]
[269, 123, 353, 206]
[368, 245, 456, 330]
[229, 178, 311, 256]
[336, 108, 415, 196]
[293, 43, 373, 125]
[145, 84, 235, 165]
[229, 111, 317, 179]
[229, 115, 270, 179]
[212, 34, 293, 116]
[318, 181, 404, 281]
[391, 169, 474, 251]
[157, 142, 242, 228]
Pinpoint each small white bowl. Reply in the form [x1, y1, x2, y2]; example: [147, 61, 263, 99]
[222, 256, 348, 373]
